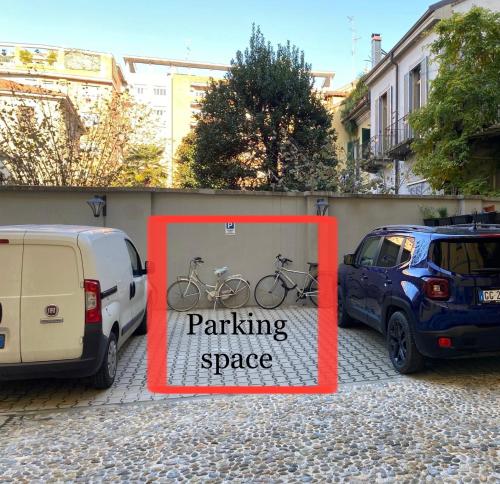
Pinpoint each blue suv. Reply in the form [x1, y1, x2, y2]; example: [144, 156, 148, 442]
[338, 224, 500, 373]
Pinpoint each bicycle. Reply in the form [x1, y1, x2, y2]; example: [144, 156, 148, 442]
[167, 257, 251, 312]
[254, 254, 319, 309]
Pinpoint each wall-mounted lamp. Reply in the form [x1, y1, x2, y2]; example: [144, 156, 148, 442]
[87, 195, 107, 218]
[315, 198, 329, 216]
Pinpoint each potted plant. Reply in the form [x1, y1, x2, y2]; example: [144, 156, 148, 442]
[420, 206, 439, 226]
[437, 207, 452, 226]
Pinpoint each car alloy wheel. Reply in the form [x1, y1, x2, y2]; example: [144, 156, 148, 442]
[388, 318, 408, 367]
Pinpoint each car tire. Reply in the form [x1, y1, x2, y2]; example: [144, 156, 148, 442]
[338, 287, 354, 328]
[386, 311, 425, 374]
[92, 332, 118, 389]
[134, 310, 147, 336]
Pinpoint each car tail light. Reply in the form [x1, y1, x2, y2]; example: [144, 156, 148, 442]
[0, 239, 9, 244]
[438, 337, 452, 348]
[423, 277, 450, 300]
[84, 279, 102, 324]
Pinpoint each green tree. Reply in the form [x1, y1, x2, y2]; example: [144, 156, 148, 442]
[118, 144, 167, 187]
[190, 26, 338, 190]
[173, 131, 200, 188]
[410, 7, 500, 194]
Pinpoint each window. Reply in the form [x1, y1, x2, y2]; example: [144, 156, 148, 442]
[410, 64, 421, 112]
[153, 87, 166, 96]
[125, 239, 143, 276]
[357, 237, 381, 267]
[377, 236, 415, 267]
[430, 238, 500, 275]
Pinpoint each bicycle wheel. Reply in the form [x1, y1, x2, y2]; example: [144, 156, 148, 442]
[308, 278, 319, 307]
[254, 274, 287, 309]
[219, 277, 251, 309]
[167, 279, 200, 312]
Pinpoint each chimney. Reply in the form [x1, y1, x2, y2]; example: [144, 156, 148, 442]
[371, 33, 382, 67]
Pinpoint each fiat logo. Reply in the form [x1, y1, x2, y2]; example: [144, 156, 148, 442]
[45, 305, 59, 317]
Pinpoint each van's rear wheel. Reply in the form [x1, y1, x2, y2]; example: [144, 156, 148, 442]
[93, 332, 118, 389]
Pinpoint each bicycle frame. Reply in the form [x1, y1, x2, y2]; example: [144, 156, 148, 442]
[274, 266, 318, 297]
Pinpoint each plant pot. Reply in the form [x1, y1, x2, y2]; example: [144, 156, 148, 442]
[423, 218, 439, 227]
[475, 212, 497, 224]
[451, 215, 473, 225]
[438, 217, 453, 226]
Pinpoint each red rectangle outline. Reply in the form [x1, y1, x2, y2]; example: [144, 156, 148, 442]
[147, 215, 338, 394]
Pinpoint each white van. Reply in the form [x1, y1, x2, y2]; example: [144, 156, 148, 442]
[0, 225, 147, 389]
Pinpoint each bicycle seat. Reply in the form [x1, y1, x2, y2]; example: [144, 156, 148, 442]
[308, 262, 318, 268]
[214, 266, 228, 277]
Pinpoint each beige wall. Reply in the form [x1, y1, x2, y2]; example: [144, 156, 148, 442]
[0, 187, 495, 305]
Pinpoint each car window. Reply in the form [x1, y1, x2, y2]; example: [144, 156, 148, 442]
[400, 237, 415, 265]
[430, 238, 500, 274]
[377, 236, 405, 268]
[125, 239, 142, 276]
[357, 237, 381, 267]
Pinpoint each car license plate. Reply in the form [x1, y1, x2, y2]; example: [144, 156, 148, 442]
[481, 289, 500, 303]
[0, 334, 4, 349]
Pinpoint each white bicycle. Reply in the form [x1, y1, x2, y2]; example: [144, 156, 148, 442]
[167, 257, 251, 312]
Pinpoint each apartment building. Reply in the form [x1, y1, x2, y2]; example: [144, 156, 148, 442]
[124, 55, 336, 187]
[349, 0, 499, 194]
[0, 42, 126, 126]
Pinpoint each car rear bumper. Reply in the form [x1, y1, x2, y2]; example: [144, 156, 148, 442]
[415, 324, 500, 358]
[0, 323, 107, 380]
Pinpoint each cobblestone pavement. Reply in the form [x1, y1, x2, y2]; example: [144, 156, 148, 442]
[1, 307, 499, 415]
[0, 373, 499, 481]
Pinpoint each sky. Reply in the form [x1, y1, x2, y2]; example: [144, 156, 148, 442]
[1, 0, 432, 87]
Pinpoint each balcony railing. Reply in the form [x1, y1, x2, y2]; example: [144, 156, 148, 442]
[370, 114, 416, 160]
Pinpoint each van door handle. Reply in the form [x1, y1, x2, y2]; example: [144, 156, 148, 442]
[130, 281, 136, 299]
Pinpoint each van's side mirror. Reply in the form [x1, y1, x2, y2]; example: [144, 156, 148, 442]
[343, 254, 356, 266]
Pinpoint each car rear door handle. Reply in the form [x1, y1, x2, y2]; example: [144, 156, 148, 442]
[361, 274, 368, 281]
[385, 279, 392, 287]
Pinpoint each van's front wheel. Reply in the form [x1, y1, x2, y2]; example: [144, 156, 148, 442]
[92, 332, 118, 389]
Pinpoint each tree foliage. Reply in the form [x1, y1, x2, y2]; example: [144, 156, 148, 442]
[185, 26, 338, 191]
[173, 131, 199, 188]
[410, 7, 500, 194]
[0, 88, 160, 186]
[117, 144, 167, 187]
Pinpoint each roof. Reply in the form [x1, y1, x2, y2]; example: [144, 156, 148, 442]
[0, 78, 60, 96]
[364, 0, 461, 84]
[0, 225, 119, 235]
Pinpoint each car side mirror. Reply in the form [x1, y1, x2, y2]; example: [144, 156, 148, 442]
[344, 254, 356, 266]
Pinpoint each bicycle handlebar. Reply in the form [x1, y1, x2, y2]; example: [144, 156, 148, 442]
[276, 254, 292, 265]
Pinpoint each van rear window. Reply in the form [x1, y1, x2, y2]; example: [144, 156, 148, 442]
[430, 238, 500, 274]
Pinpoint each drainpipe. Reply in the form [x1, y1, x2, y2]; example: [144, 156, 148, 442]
[389, 52, 400, 194]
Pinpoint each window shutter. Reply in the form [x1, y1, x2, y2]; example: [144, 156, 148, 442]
[404, 72, 410, 115]
[375, 96, 380, 155]
[420, 56, 428, 106]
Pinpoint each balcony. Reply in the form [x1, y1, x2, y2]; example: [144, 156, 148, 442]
[369, 114, 415, 162]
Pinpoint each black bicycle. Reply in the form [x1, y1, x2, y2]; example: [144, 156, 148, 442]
[254, 254, 318, 309]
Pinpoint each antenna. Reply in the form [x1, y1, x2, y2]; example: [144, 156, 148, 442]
[347, 16, 361, 79]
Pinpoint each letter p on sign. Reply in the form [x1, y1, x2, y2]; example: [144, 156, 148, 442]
[225, 222, 236, 235]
